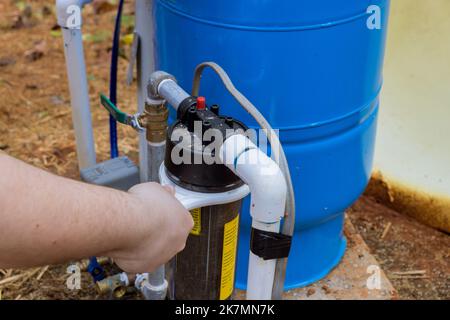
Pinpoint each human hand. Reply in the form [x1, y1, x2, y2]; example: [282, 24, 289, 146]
[106, 182, 193, 273]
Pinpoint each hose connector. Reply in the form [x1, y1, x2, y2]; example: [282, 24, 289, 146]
[96, 272, 133, 299]
[141, 101, 169, 143]
[76, 256, 111, 272]
[135, 273, 168, 300]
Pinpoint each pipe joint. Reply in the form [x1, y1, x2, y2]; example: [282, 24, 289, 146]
[76, 257, 111, 272]
[147, 71, 176, 100]
[141, 102, 169, 143]
[96, 272, 133, 299]
[135, 273, 168, 300]
[220, 134, 287, 224]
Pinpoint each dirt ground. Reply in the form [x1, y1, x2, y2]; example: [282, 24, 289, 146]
[0, 0, 448, 300]
[349, 196, 449, 300]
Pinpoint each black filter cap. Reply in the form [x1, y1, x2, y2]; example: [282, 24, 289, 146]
[165, 99, 247, 193]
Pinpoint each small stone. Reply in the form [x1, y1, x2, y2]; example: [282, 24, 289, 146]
[306, 288, 316, 297]
[322, 284, 332, 294]
[0, 143, 9, 150]
[25, 84, 38, 90]
[24, 40, 46, 62]
[50, 95, 65, 105]
[0, 57, 15, 67]
[42, 5, 53, 16]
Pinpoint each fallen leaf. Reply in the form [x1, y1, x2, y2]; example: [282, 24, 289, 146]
[24, 40, 47, 62]
[25, 84, 38, 90]
[0, 57, 16, 67]
[42, 5, 53, 17]
[93, 0, 117, 14]
[10, 4, 36, 29]
[83, 31, 109, 43]
[50, 30, 62, 38]
[121, 33, 134, 46]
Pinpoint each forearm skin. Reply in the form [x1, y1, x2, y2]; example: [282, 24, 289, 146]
[0, 153, 147, 269]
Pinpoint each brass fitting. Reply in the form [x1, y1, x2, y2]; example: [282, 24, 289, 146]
[96, 273, 135, 299]
[140, 101, 169, 143]
[76, 257, 112, 272]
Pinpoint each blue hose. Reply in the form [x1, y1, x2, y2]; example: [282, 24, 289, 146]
[108, 0, 125, 158]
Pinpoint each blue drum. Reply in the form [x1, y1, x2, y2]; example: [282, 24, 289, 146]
[153, 0, 390, 289]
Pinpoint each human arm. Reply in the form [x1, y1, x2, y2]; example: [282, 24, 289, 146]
[0, 153, 193, 273]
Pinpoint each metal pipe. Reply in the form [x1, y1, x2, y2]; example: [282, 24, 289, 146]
[56, 0, 96, 169]
[158, 79, 190, 110]
[135, 272, 168, 301]
[142, 104, 168, 300]
[140, 75, 170, 299]
[135, 0, 154, 182]
[147, 141, 165, 182]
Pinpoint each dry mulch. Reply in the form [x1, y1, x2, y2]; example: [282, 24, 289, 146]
[0, 0, 138, 300]
[349, 196, 450, 300]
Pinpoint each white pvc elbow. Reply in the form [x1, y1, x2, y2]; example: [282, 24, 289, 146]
[220, 134, 287, 224]
[220, 134, 287, 300]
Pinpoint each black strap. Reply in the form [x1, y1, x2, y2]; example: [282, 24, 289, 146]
[250, 227, 292, 260]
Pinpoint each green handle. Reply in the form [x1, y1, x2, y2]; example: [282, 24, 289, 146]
[100, 93, 129, 124]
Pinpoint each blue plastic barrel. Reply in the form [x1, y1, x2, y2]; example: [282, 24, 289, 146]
[153, 0, 390, 289]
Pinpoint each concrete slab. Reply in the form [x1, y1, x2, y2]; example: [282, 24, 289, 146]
[235, 217, 397, 300]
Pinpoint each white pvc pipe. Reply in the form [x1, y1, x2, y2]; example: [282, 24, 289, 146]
[57, 0, 96, 169]
[135, 0, 154, 183]
[247, 221, 280, 300]
[220, 134, 287, 300]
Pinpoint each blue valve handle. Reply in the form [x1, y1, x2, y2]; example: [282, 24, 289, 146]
[87, 256, 106, 282]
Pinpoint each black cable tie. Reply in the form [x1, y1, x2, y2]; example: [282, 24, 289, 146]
[250, 227, 292, 260]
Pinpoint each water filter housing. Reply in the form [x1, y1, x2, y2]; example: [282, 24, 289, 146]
[163, 99, 248, 299]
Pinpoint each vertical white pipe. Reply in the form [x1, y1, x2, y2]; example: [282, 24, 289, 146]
[61, 24, 96, 169]
[135, 0, 154, 182]
[247, 221, 280, 300]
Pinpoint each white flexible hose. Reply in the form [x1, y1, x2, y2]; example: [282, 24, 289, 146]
[192, 62, 295, 300]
